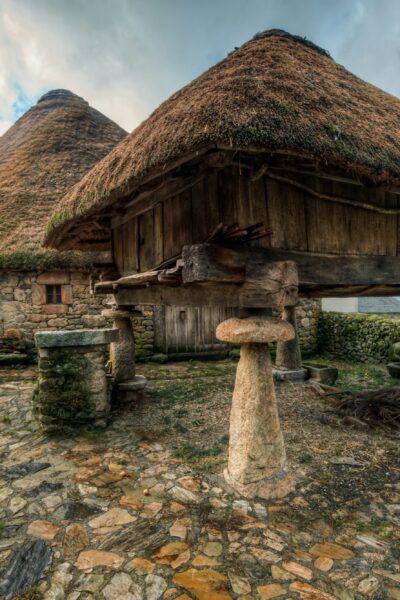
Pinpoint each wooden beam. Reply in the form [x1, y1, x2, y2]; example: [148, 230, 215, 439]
[114, 280, 297, 308]
[182, 244, 400, 291]
[96, 250, 298, 307]
[96, 270, 160, 292]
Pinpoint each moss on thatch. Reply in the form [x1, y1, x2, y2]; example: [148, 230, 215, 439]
[46, 30, 400, 249]
[0, 89, 126, 268]
[0, 250, 100, 271]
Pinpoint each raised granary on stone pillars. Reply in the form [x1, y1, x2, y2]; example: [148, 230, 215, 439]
[45, 30, 400, 499]
[216, 317, 295, 498]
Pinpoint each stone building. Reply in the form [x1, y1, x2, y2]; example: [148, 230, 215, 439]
[0, 89, 126, 358]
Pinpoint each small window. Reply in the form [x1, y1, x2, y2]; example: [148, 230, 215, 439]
[46, 284, 62, 304]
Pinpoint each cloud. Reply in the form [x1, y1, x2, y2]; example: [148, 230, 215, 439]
[0, 0, 400, 135]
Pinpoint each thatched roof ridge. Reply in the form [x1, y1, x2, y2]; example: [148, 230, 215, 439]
[0, 88, 126, 268]
[46, 30, 400, 247]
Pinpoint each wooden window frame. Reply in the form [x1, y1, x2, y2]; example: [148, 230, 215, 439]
[45, 284, 62, 305]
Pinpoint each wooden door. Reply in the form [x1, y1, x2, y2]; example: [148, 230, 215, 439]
[153, 305, 239, 354]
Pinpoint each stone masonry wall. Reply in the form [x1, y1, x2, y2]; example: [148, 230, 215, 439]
[318, 311, 400, 363]
[133, 306, 156, 359]
[0, 270, 109, 350]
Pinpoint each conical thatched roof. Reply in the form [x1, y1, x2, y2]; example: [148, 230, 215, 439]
[0, 89, 126, 269]
[46, 30, 400, 249]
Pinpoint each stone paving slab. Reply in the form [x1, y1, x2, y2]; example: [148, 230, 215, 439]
[0, 365, 399, 600]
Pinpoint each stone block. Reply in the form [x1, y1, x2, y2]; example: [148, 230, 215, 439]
[61, 285, 73, 305]
[13, 288, 26, 302]
[273, 368, 308, 382]
[50, 318, 68, 327]
[32, 284, 46, 305]
[43, 304, 68, 315]
[82, 315, 107, 328]
[35, 328, 119, 348]
[70, 272, 89, 285]
[37, 271, 70, 284]
[303, 363, 338, 385]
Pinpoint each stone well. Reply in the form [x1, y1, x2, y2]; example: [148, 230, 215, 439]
[34, 328, 119, 429]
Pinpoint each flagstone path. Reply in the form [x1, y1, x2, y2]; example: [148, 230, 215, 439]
[0, 364, 399, 600]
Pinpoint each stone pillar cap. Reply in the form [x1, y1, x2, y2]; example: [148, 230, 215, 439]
[216, 317, 294, 344]
[35, 328, 119, 348]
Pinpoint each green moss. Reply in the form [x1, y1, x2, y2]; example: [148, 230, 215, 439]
[0, 249, 94, 270]
[45, 207, 71, 233]
[324, 122, 342, 141]
[172, 444, 223, 461]
[318, 312, 400, 364]
[36, 349, 95, 422]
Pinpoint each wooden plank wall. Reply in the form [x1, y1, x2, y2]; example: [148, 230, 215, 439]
[112, 165, 400, 275]
[163, 305, 238, 354]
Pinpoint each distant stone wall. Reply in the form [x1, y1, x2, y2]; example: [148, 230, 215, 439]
[318, 312, 400, 363]
[0, 270, 109, 354]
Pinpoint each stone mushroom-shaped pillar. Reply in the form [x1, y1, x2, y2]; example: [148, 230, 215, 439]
[102, 307, 147, 400]
[275, 305, 307, 381]
[216, 317, 295, 499]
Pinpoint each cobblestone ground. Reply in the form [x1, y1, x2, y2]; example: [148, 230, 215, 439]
[0, 363, 399, 600]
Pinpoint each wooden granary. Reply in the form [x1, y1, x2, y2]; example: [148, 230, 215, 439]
[46, 30, 400, 306]
[45, 29, 400, 498]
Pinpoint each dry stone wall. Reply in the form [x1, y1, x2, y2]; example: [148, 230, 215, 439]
[133, 306, 156, 358]
[318, 311, 400, 363]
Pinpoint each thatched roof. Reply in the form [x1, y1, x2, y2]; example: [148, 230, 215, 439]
[46, 30, 400, 249]
[0, 89, 126, 269]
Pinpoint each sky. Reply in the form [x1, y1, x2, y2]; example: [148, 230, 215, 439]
[1, 0, 400, 135]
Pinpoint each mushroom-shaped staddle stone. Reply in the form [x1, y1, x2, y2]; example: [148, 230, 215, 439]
[216, 317, 295, 344]
[217, 316, 295, 499]
[101, 308, 136, 383]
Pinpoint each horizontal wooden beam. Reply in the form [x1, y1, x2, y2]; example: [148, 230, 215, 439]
[182, 244, 400, 293]
[114, 280, 297, 308]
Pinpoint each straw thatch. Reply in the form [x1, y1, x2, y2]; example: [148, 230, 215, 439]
[0, 89, 126, 269]
[46, 29, 400, 249]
